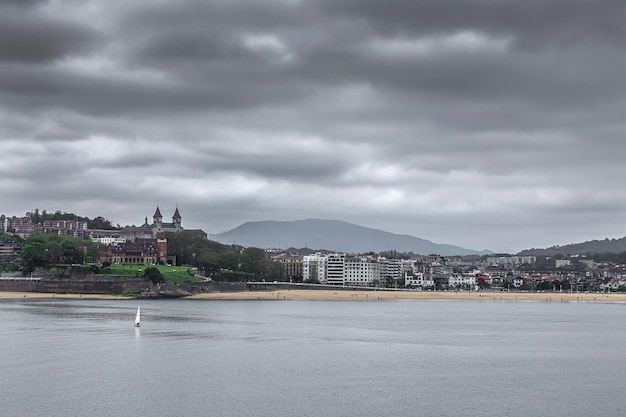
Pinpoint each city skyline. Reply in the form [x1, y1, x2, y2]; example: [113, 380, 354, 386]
[2, 1, 626, 253]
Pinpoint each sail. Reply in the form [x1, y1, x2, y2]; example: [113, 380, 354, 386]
[134, 306, 141, 327]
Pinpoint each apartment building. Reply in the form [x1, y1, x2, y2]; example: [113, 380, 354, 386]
[487, 256, 537, 266]
[344, 256, 381, 286]
[326, 253, 346, 285]
[4, 216, 34, 239]
[303, 253, 390, 286]
[448, 274, 478, 289]
[0, 240, 20, 261]
[302, 253, 328, 283]
[405, 272, 434, 288]
[379, 258, 404, 283]
[40, 219, 89, 238]
[271, 252, 303, 281]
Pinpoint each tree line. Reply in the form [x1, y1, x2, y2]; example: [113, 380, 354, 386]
[13, 231, 284, 281]
[25, 208, 118, 229]
[19, 233, 101, 273]
[164, 232, 284, 281]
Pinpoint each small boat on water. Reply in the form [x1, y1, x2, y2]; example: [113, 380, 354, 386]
[134, 306, 141, 327]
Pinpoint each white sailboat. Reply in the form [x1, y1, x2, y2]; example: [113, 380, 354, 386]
[134, 306, 141, 327]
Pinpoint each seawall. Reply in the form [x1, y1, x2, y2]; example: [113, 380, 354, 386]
[0, 273, 247, 297]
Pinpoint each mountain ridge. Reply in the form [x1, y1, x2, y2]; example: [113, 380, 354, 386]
[209, 218, 492, 256]
[517, 236, 626, 256]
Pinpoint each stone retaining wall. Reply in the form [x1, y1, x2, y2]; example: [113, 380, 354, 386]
[0, 279, 247, 297]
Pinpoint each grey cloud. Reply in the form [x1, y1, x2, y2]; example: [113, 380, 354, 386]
[2, 0, 626, 252]
[318, 0, 626, 48]
[137, 32, 249, 63]
[206, 151, 349, 183]
[0, 11, 99, 63]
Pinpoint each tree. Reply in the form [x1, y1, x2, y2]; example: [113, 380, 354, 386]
[88, 216, 116, 230]
[144, 267, 165, 284]
[85, 244, 101, 263]
[166, 232, 193, 265]
[265, 261, 285, 281]
[20, 241, 46, 273]
[240, 247, 266, 274]
[31, 209, 42, 226]
[196, 250, 220, 277]
[62, 239, 85, 264]
[218, 249, 239, 271]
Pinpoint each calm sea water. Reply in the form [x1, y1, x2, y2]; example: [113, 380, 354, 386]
[2, 297, 626, 417]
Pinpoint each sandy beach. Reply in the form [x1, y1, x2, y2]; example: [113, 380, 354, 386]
[187, 289, 626, 302]
[2, 289, 625, 302]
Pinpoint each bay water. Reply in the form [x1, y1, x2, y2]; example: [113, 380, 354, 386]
[2, 298, 626, 417]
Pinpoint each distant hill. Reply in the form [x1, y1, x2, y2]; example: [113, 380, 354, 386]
[209, 219, 492, 256]
[518, 236, 626, 256]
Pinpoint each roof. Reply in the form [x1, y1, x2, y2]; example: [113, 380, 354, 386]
[121, 224, 152, 232]
[153, 206, 162, 218]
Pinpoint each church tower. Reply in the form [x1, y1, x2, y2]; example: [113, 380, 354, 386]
[172, 207, 182, 232]
[153, 205, 163, 233]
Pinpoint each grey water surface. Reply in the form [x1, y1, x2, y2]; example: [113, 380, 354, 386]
[1, 298, 626, 417]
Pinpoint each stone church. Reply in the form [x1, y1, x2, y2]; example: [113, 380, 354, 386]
[151, 206, 182, 236]
[119, 206, 207, 241]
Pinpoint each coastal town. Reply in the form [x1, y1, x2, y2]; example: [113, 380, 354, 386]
[2, 206, 626, 295]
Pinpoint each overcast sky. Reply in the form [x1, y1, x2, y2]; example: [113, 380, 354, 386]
[2, 0, 626, 253]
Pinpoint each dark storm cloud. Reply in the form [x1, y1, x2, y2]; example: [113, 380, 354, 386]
[2, 0, 626, 252]
[319, 0, 626, 46]
[0, 9, 99, 63]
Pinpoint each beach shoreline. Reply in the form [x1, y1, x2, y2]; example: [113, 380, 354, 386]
[186, 290, 626, 302]
[2, 289, 625, 302]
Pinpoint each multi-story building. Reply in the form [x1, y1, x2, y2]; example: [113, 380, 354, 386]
[303, 253, 402, 286]
[326, 253, 346, 285]
[379, 257, 403, 284]
[405, 272, 435, 288]
[40, 219, 89, 238]
[0, 239, 20, 261]
[448, 274, 478, 290]
[271, 253, 303, 281]
[90, 232, 126, 245]
[4, 217, 91, 239]
[344, 256, 381, 286]
[110, 241, 158, 265]
[486, 256, 537, 266]
[302, 253, 328, 283]
[4, 216, 34, 239]
[424, 254, 445, 265]
[556, 259, 572, 268]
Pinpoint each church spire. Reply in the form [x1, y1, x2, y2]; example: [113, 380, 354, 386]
[173, 205, 182, 231]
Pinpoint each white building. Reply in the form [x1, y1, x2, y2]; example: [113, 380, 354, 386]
[344, 257, 381, 286]
[555, 259, 572, 268]
[448, 274, 477, 290]
[302, 253, 328, 283]
[91, 236, 126, 245]
[326, 253, 346, 285]
[405, 272, 435, 288]
[486, 256, 537, 266]
[379, 258, 403, 283]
